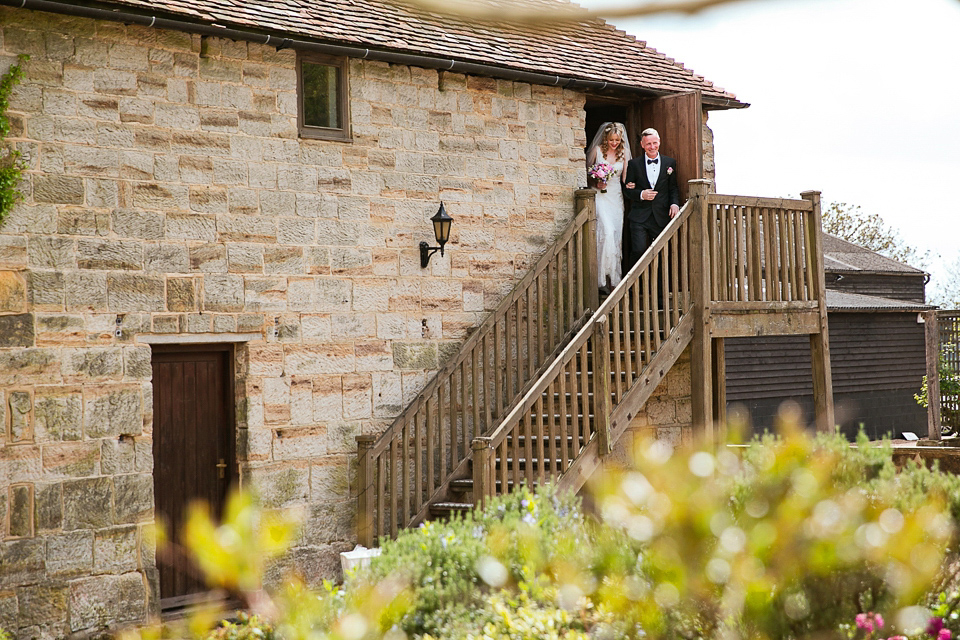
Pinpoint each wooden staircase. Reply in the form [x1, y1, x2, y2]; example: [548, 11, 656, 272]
[356, 180, 835, 545]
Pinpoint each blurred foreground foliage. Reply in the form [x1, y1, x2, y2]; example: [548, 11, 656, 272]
[124, 427, 960, 640]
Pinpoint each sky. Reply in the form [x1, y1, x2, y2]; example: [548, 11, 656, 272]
[584, 0, 960, 297]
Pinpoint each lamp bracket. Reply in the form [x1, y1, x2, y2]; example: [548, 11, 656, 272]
[420, 241, 445, 268]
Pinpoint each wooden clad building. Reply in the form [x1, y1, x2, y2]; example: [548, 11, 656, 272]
[725, 234, 934, 439]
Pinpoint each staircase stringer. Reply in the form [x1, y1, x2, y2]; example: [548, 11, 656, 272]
[555, 315, 693, 496]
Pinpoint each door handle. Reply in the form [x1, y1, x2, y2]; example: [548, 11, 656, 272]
[216, 458, 227, 479]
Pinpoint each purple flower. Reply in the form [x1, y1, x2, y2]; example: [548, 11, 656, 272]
[857, 613, 873, 632]
[876, 614, 884, 629]
[929, 618, 945, 636]
[939, 630, 952, 640]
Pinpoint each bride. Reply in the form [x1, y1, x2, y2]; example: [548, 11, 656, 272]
[586, 122, 631, 294]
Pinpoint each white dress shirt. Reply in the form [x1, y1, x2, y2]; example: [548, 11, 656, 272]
[645, 154, 661, 190]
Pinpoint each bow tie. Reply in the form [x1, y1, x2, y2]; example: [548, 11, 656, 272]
[647, 158, 658, 165]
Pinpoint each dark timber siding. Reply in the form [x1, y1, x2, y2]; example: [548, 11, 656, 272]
[826, 272, 927, 303]
[726, 311, 928, 439]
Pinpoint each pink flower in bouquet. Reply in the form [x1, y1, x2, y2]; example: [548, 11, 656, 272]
[588, 162, 615, 193]
[588, 162, 615, 182]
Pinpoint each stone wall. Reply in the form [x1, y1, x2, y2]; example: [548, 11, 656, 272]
[601, 345, 695, 472]
[702, 110, 716, 190]
[0, 6, 586, 635]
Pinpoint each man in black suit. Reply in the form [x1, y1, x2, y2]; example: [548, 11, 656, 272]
[624, 128, 680, 266]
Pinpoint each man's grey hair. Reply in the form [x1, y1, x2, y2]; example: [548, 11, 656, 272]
[640, 127, 660, 139]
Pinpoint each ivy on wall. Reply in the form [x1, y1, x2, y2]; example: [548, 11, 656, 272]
[0, 54, 29, 226]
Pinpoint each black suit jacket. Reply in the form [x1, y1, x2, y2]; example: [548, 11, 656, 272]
[624, 154, 680, 232]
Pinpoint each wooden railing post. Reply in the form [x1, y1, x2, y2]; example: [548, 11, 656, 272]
[472, 437, 493, 509]
[801, 190, 836, 432]
[576, 189, 599, 313]
[688, 179, 714, 443]
[925, 310, 942, 440]
[593, 315, 613, 455]
[356, 434, 376, 547]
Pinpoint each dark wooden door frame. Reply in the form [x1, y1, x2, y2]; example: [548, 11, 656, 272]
[151, 343, 237, 609]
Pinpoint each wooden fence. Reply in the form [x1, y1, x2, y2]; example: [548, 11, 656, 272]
[355, 191, 599, 546]
[940, 311, 960, 430]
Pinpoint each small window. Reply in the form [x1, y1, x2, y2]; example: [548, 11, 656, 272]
[297, 53, 350, 141]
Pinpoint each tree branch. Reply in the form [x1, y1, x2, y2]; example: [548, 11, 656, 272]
[395, 0, 760, 23]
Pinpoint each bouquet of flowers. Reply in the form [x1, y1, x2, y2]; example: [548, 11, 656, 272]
[588, 162, 615, 192]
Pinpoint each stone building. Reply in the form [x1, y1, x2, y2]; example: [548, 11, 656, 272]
[0, 0, 746, 635]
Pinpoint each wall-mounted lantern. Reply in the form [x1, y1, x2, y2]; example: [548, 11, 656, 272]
[419, 203, 454, 268]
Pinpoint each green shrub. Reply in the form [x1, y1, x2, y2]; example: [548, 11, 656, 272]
[128, 427, 959, 640]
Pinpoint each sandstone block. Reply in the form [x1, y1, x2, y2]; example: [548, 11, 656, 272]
[243, 276, 285, 312]
[28, 236, 75, 270]
[94, 526, 139, 573]
[273, 425, 326, 460]
[100, 438, 135, 475]
[287, 277, 351, 312]
[263, 246, 302, 274]
[57, 209, 111, 237]
[0, 538, 44, 588]
[285, 344, 354, 375]
[35, 482, 63, 531]
[145, 244, 189, 273]
[342, 373, 372, 419]
[17, 583, 69, 629]
[33, 175, 83, 204]
[123, 346, 152, 380]
[42, 441, 99, 479]
[46, 530, 94, 576]
[34, 390, 83, 441]
[218, 216, 276, 243]
[7, 390, 32, 443]
[203, 274, 245, 312]
[166, 276, 197, 312]
[64, 348, 123, 381]
[212, 314, 236, 333]
[227, 244, 263, 274]
[65, 272, 108, 311]
[112, 209, 164, 240]
[0, 313, 34, 348]
[392, 342, 438, 370]
[303, 501, 354, 546]
[355, 340, 393, 372]
[189, 185, 228, 214]
[69, 572, 146, 632]
[62, 477, 113, 530]
[83, 386, 141, 438]
[251, 465, 309, 509]
[189, 243, 226, 272]
[310, 462, 350, 502]
[107, 274, 165, 311]
[8, 483, 33, 537]
[26, 270, 64, 311]
[77, 239, 143, 270]
[372, 372, 403, 417]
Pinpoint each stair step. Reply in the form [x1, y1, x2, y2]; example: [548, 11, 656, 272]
[430, 502, 474, 516]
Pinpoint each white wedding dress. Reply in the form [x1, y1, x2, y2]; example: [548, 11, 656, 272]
[595, 160, 624, 289]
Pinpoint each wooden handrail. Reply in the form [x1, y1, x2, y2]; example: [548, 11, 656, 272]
[473, 187, 831, 500]
[356, 191, 598, 546]
[476, 198, 696, 498]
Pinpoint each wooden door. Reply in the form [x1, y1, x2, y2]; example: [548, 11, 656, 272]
[152, 345, 235, 606]
[639, 91, 703, 202]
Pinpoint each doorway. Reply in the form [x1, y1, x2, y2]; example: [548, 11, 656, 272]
[585, 103, 630, 155]
[151, 344, 236, 608]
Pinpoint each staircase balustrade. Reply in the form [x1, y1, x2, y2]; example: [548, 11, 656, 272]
[357, 180, 833, 542]
[356, 191, 599, 546]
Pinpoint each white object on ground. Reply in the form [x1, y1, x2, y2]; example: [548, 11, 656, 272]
[340, 544, 381, 574]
